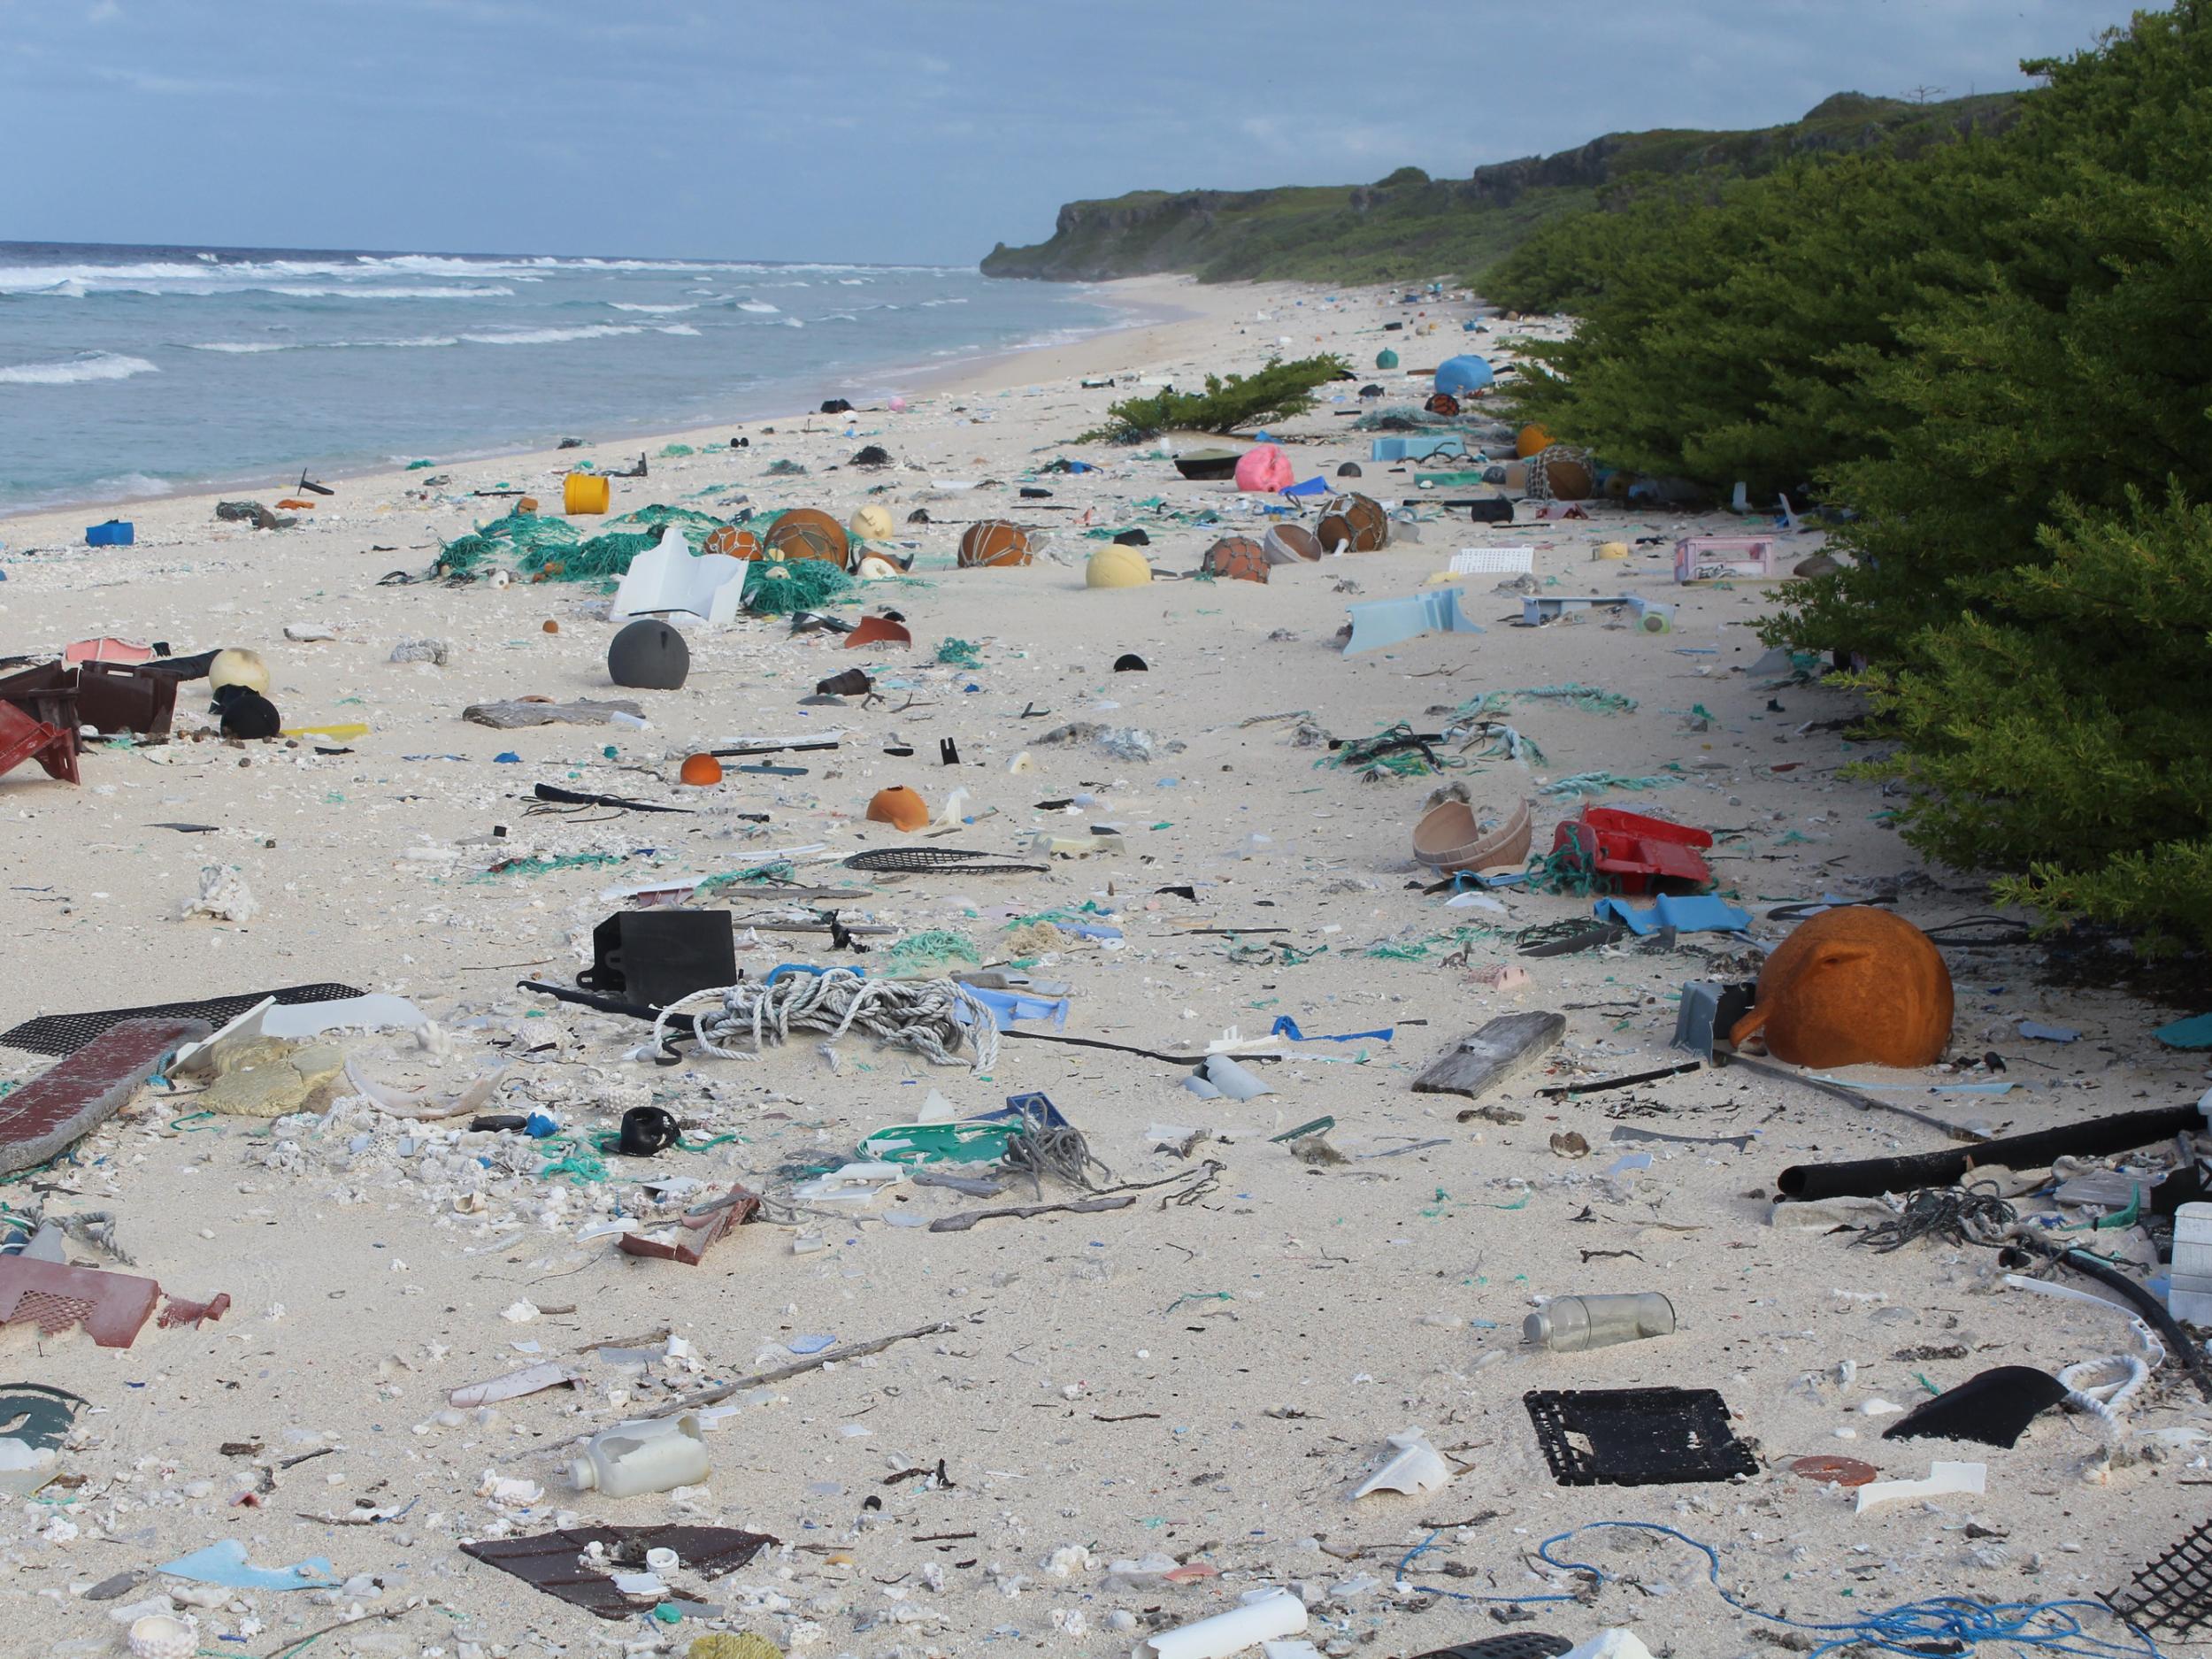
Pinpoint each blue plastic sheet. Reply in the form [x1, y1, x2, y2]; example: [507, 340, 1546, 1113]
[955, 986, 1071, 1031]
[1593, 895, 1751, 936]
[159, 1539, 339, 1592]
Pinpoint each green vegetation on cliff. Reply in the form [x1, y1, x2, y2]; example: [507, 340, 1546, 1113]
[979, 91, 2018, 284]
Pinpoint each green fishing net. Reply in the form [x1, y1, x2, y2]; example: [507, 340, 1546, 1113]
[741, 557, 856, 615]
[935, 638, 982, 668]
[1540, 772, 1682, 797]
[437, 503, 741, 583]
[879, 930, 980, 973]
[1457, 684, 1639, 718]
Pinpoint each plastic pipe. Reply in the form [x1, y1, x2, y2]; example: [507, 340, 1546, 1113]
[1134, 1590, 1307, 1659]
[1776, 1102, 2203, 1202]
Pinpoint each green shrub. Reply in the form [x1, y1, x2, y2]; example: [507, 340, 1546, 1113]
[1081, 355, 1349, 442]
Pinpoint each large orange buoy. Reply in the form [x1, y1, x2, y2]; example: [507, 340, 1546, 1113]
[679, 753, 724, 787]
[1316, 492, 1388, 553]
[1202, 535, 1269, 583]
[1729, 907, 1954, 1069]
[958, 520, 1033, 568]
[866, 786, 930, 831]
[704, 524, 764, 560]
[1516, 424, 1552, 459]
[765, 508, 849, 565]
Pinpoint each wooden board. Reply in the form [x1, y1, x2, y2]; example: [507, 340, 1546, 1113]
[1411, 1012, 1565, 1101]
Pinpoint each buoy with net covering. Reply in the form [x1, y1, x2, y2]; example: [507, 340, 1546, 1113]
[703, 524, 764, 560]
[1534, 446, 1594, 503]
[1202, 536, 1269, 583]
[1425, 392, 1461, 418]
[765, 508, 849, 565]
[1263, 524, 1322, 564]
[958, 520, 1032, 568]
[1317, 492, 1389, 553]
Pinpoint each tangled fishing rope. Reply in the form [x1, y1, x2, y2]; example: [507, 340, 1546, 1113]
[1856, 1182, 2019, 1253]
[1396, 1520, 2162, 1656]
[654, 971, 998, 1071]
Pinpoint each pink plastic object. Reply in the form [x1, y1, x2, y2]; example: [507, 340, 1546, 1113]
[1674, 536, 1775, 583]
[1552, 805, 1714, 895]
[1233, 444, 1294, 494]
[63, 638, 157, 666]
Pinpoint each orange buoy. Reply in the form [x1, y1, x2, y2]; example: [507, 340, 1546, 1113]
[1202, 535, 1270, 583]
[866, 786, 930, 831]
[1316, 492, 1389, 553]
[704, 524, 765, 560]
[542, 619, 559, 634]
[679, 753, 725, 787]
[958, 520, 1033, 568]
[1516, 424, 1552, 459]
[765, 508, 849, 565]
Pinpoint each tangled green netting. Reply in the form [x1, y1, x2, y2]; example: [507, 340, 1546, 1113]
[879, 930, 980, 974]
[742, 559, 856, 615]
[437, 503, 733, 583]
[1457, 683, 1639, 718]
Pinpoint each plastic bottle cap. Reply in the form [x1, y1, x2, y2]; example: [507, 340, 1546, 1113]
[1523, 1310, 1552, 1346]
[568, 1456, 597, 1490]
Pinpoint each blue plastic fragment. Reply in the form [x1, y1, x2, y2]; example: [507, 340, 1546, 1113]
[158, 1539, 338, 1592]
[1593, 895, 1751, 936]
[494, 751, 521, 764]
[1271, 1016, 1394, 1044]
[2155, 1013, 2212, 1049]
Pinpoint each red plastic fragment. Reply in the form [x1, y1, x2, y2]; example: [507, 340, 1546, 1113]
[1551, 805, 1714, 895]
[0, 1016, 209, 1176]
[0, 1258, 160, 1348]
[159, 1292, 232, 1329]
[0, 699, 75, 785]
[618, 1184, 759, 1265]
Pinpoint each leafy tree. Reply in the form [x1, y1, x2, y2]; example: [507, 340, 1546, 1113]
[1080, 356, 1348, 442]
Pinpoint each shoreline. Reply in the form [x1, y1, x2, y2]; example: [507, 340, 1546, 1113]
[0, 274, 1223, 538]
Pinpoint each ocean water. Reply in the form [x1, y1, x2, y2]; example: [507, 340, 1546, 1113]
[0, 242, 1126, 516]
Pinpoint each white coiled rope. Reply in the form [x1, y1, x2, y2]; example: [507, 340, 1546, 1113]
[654, 970, 999, 1071]
[2059, 1353, 2152, 1437]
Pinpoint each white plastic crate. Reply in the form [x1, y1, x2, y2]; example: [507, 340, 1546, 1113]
[1449, 546, 1534, 575]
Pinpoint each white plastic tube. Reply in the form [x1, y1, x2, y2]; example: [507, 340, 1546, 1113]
[1134, 1589, 1307, 1659]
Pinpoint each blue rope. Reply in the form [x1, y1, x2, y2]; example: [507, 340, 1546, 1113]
[1394, 1523, 2162, 1656]
[1515, 1522, 2164, 1658]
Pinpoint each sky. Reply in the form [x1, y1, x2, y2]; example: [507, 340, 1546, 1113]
[3, 0, 2147, 267]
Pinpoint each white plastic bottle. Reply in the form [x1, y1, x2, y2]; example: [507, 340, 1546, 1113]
[566, 1412, 708, 1497]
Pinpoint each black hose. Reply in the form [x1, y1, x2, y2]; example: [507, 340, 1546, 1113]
[1778, 1102, 2202, 1202]
[2003, 1236, 2212, 1403]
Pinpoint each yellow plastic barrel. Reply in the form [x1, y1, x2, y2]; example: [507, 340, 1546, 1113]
[564, 472, 611, 515]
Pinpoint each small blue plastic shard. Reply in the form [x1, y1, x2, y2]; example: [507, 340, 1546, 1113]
[159, 1539, 339, 1592]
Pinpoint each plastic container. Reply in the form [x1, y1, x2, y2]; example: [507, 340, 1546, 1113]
[563, 472, 611, 515]
[85, 519, 134, 547]
[567, 1411, 707, 1496]
[1524, 1292, 1676, 1352]
[2170, 1202, 2212, 1324]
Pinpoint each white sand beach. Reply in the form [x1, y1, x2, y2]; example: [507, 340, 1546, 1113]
[1, 276, 2202, 1659]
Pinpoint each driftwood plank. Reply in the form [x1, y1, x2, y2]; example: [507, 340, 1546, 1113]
[1412, 1012, 1565, 1101]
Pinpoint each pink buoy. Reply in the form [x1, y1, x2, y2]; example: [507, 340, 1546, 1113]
[1233, 443, 1294, 493]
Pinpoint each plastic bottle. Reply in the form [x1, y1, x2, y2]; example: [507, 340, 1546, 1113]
[566, 1412, 708, 1497]
[1523, 1293, 1676, 1353]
